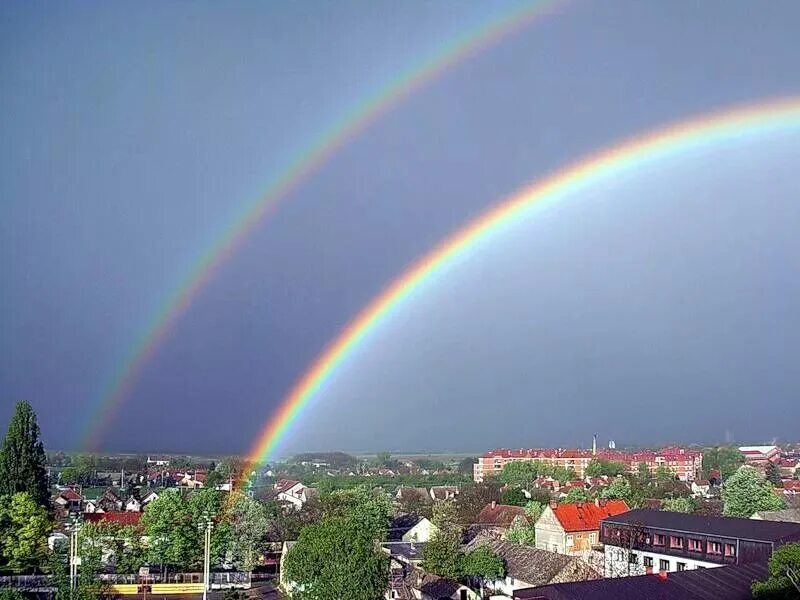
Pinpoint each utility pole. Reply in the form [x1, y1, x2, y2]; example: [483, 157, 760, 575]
[69, 519, 82, 591]
[199, 516, 213, 600]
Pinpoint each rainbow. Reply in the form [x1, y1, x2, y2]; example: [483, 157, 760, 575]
[81, 0, 567, 450]
[247, 96, 800, 465]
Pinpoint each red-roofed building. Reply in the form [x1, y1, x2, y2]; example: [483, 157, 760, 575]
[84, 511, 143, 529]
[475, 501, 529, 538]
[779, 459, 799, 478]
[535, 499, 629, 556]
[54, 489, 83, 513]
[782, 480, 800, 496]
[474, 446, 702, 482]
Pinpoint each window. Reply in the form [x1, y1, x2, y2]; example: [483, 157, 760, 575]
[590, 533, 597, 544]
[670, 536, 683, 549]
[643, 556, 653, 567]
[629, 552, 638, 564]
[725, 544, 736, 557]
[566, 534, 574, 546]
[659, 559, 670, 572]
[707, 541, 723, 555]
[654, 534, 666, 546]
[688, 538, 703, 552]
[677, 562, 686, 571]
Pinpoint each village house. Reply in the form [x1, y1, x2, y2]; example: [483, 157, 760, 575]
[273, 479, 306, 510]
[751, 508, 800, 523]
[124, 496, 141, 512]
[464, 536, 598, 596]
[54, 489, 83, 513]
[535, 499, 629, 556]
[473, 501, 529, 539]
[781, 480, 800, 496]
[779, 458, 799, 478]
[147, 455, 170, 467]
[430, 486, 459, 501]
[389, 514, 437, 543]
[601, 508, 800, 577]
[690, 479, 712, 498]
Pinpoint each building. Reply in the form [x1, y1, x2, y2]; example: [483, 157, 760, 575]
[147, 455, 170, 467]
[474, 501, 529, 538]
[750, 508, 800, 523]
[600, 508, 800, 578]
[535, 499, 629, 555]
[464, 536, 598, 596]
[273, 480, 306, 510]
[778, 458, 798, 478]
[473, 446, 702, 482]
[389, 514, 437, 543]
[512, 562, 768, 600]
[738, 445, 780, 466]
[429, 486, 459, 501]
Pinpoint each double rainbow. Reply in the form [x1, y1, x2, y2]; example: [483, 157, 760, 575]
[81, 0, 566, 450]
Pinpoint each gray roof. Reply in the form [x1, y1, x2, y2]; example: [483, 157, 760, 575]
[514, 562, 768, 600]
[604, 508, 800, 543]
[382, 541, 427, 561]
[465, 536, 598, 586]
[751, 508, 800, 523]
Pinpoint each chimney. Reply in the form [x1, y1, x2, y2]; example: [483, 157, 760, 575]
[592, 434, 597, 456]
[576, 501, 583, 509]
[549, 499, 558, 509]
[657, 571, 668, 581]
[594, 498, 600, 507]
[491, 500, 497, 510]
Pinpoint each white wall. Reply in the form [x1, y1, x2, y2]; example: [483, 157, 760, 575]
[604, 544, 721, 578]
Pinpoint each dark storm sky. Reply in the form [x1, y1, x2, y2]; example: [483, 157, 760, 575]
[2, 1, 799, 455]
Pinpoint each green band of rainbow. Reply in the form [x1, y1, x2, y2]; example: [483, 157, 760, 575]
[81, 0, 565, 450]
[247, 96, 800, 465]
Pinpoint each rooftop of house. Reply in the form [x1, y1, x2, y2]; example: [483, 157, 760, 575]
[551, 500, 629, 532]
[59, 489, 83, 501]
[513, 562, 768, 600]
[273, 479, 302, 494]
[381, 541, 427, 561]
[465, 536, 598, 586]
[738, 445, 779, 454]
[389, 514, 427, 541]
[481, 447, 701, 460]
[84, 511, 143, 527]
[396, 487, 432, 503]
[603, 508, 800, 542]
[751, 508, 800, 523]
[476, 502, 528, 526]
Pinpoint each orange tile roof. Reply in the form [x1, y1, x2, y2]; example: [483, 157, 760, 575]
[552, 500, 629, 532]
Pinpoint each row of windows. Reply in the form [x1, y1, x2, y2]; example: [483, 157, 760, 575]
[652, 534, 735, 556]
[640, 555, 694, 572]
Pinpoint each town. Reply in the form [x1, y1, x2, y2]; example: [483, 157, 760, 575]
[1, 402, 799, 600]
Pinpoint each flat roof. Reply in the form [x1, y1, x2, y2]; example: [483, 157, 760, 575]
[603, 509, 800, 542]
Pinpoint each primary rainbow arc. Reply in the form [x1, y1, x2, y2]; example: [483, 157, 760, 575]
[247, 96, 800, 466]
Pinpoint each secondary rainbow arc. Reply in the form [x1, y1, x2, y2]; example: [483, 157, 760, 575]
[247, 96, 800, 466]
[81, 0, 566, 450]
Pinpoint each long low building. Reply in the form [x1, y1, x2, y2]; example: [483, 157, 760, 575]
[474, 446, 702, 482]
[600, 508, 800, 577]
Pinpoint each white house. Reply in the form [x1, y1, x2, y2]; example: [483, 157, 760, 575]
[125, 496, 141, 512]
[141, 491, 159, 508]
[691, 480, 712, 498]
[274, 480, 306, 511]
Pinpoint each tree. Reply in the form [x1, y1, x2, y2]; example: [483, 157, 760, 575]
[226, 492, 270, 570]
[499, 462, 539, 489]
[457, 457, 477, 475]
[661, 497, 695, 513]
[702, 447, 745, 482]
[283, 516, 389, 600]
[142, 491, 199, 573]
[723, 466, 784, 517]
[505, 515, 535, 545]
[752, 542, 800, 599]
[654, 465, 673, 483]
[586, 459, 627, 477]
[463, 546, 505, 597]
[318, 487, 391, 540]
[524, 501, 544, 524]
[421, 502, 463, 578]
[454, 482, 500, 524]
[500, 487, 527, 507]
[637, 462, 651, 483]
[0, 492, 51, 570]
[563, 487, 590, 504]
[766, 462, 783, 487]
[0, 401, 49, 506]
[601, 478, 633, 503]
